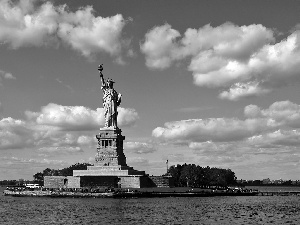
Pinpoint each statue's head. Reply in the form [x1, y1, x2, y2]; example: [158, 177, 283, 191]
[106, 78, 115, 88]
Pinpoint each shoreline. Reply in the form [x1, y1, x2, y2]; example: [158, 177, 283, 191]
[3, 188, 258, 198]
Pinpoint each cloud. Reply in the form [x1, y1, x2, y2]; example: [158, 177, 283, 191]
[0, 156, 67, 167]
[0, 103, 139, 150]
[25, 103, 139, 131]
[77, 135, 95, 146]
[152, 118, 269, 143]
[124, 141, 157, 154]
[141, 22, 300, 100]
[38, 146, 83, 154]
[25, 103, 105, 131]
[0, 0, 59, 48]
[152, 100, 300, 172]
[140, 24, 180, 69]
[126, 157, 149, 167]
[117, 107, 139, 127]
[0, 0, 130, 60]
[189, 141, 233, 153]
[0, 69, 16, 85]
[245, 100, 300, 128]
[0, 117, 33, 149]
[58, 11, 127, 57]
[141, 23, 273, 70]
[33, 131, 80, 148]
[247, 129, 300, 149]
[0, 70, 16, 79]
[152, 100, 300, 144]
[244, 104, 262, 118]
[219, 81, 271, 101]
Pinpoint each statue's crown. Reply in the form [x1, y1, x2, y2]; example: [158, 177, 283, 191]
[107, 78, 115, 83]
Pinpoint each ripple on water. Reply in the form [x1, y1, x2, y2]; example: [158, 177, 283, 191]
[1, 193, 300, 225]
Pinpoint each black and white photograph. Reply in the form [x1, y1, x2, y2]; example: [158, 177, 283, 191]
[1, 0, 300, 224]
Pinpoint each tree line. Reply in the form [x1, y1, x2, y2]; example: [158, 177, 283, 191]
[166, 164, 237, 188]
[33, 163, 93, 185]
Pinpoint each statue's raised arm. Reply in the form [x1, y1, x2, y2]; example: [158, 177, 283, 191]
[98, 64, 105, 87]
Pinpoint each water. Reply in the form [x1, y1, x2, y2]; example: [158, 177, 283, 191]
[1, 186, 300, 224]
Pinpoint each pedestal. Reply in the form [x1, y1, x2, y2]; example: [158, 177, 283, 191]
[95, 128, 127, 166]
[73, 127, 147, 188]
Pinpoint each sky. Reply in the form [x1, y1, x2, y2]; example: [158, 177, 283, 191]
[1, 0, 300, 180]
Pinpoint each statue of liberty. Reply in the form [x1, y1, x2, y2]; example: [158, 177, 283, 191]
[98, 64, 122, 128]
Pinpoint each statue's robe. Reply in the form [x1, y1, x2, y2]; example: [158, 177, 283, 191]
[102, 86, 120, 128]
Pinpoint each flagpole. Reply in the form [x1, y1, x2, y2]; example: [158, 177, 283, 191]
[166, 159, 168, 175]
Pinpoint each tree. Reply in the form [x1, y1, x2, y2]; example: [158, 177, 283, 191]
[168, 164, 183, 187]
[179, 164, 199, 187]
[165, 164, 237, 187]
[33, 172, 44, 185]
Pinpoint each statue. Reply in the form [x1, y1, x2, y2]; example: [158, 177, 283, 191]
[98, 64, 122, 129]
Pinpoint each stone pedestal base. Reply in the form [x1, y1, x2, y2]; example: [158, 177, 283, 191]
[73, 164, 149, 188]
[95, 128, 127, 166]
[77, 175, 155, 188]
[73, 165, 146, 177]
[72, 127, 150, 188]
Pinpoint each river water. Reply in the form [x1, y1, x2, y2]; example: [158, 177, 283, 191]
[1, 186, 300, 224]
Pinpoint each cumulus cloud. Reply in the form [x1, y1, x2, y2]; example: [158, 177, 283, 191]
[248, 129, 300, 149]
[141, 22, 300, 100]
[245, 100, 300, 128]
[219, 81, 271, 101]
[0, 0, 130, 60]
[0, 0, 58, 48]
[244, 104, 263, 118]
[25, 103, 105, 131]
[152, 118, 269, 143]
[152, 100, 300, 147]
[141, 23, 273, 70]
[117, 107, 139, 127]
[77, 135, 95, 146]
[25, 103, 138, 130]
[0, 103, 139, 150]
[58, 11, 127, 57]
[124, 141, 157, 154]
[0, 117, 33, 149]
[140, 24, 180, 69]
